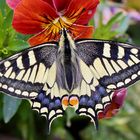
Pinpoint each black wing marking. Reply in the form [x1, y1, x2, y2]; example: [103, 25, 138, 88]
[30, 83, 68, 132]
[0, 42, 69, 130]
[73, 39, 140, 128]
[0, 42, 58, 98]
[76, 39, 140, 90]
[69, 58, 113, 128]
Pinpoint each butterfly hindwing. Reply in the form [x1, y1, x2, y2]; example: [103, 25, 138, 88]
[30, 62, 68, 131]
[70, 58, 113, 128]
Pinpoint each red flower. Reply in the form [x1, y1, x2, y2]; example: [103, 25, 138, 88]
[98, 88, 127, 119]
[8, 0, 99, 46]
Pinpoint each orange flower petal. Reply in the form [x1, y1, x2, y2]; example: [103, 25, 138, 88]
[64, 0, 99, 25]
[45, 0, 71, 12]
[12, 0, 58, 34]
[28, 29, 60, 46]
[69, 24, 94, 39]
[28, 24, 93, 46]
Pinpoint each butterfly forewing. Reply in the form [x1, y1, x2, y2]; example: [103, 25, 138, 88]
[76, 39, 140, 90]
[0, 43, 57, 98]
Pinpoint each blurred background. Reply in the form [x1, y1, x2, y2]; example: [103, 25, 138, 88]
[0, 0, 140, 139]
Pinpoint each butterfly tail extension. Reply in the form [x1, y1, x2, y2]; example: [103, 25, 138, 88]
[75, 90, 113, 130]
[76, 105, 99, 130]
[30, 89, 66, 132]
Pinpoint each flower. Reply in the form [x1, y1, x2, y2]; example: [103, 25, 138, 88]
[7, 0, 99, 46]
[6, 0, 21, 9]
[98, 88, 127, 119]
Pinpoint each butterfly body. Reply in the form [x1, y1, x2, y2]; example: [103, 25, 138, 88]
[0, 28, 140, 130]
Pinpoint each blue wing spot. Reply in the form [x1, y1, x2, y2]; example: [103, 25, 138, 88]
[96, 86, 107, 96]
[87, 99, 95, 107]
[42, 98, 50, 106]
[37, 92, 45, 101]
[79, 97, 88, 105]
[92, 92, 101, 102]
[55, 99, 61, 107]
[49, 102, 55, 110]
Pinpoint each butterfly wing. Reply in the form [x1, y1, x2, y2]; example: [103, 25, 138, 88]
[69, 58, 113, 128]
[0, 42, 68, 130]
[72, 39, 140, 128]
[0, 43, 58, 98]
[76, 39, 140, 89]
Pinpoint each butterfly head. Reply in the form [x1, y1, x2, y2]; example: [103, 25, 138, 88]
[59, 28, 76, 50]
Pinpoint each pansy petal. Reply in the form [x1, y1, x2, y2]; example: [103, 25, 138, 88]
[28, 29, 59, 46]
[12, 0, 58, 34]
[6, 0, 21, 9]
[53, 0, 71, 12]
[64, 0, 99, 25]
[43, 0, 54, 8]
[28, 24, 93, 46]
[98, 88, 127, 119]
[69, 24, 94, 39]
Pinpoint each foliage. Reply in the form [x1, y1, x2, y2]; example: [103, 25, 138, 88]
[0, 0, 140, 140]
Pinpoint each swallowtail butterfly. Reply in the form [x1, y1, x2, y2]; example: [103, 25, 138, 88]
[0, 28, 140, 130]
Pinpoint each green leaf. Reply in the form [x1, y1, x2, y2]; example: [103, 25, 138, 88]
[8, 39, 29, 51]
[106, 12, 123, 29]
[3, 95, 21, 123]
[116, 16, 130, 34]
[2, 10, 13, 30]
[94, 12, 129, 40]
[0, 0, 6, 16]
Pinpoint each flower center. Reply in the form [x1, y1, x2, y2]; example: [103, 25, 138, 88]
[44, 16, 76, 35]
[41, 8, 84, 39]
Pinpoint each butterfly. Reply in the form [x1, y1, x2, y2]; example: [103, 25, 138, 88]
[0, 28, 140, 131]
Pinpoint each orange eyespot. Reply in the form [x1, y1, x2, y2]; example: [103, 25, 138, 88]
[62, 96, 69, 106]
[69, 96, 79, 106]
